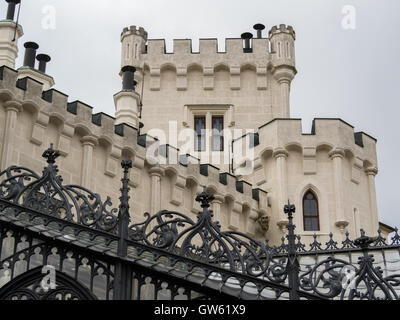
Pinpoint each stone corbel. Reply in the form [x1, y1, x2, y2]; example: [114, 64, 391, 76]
[57, 123, 74, 156]
[105, 145, 122, 178]
[30, 112, 49, 146]
[170, 175, 186, 206]
[129, 155, 145, 188]
[303, 146, 316, 175]
[203, 66, 214, 90]
[228, 201, 242, 230]
[230, 66, 240, 90]
[253, 157, 266, 186]
[256, 66, 267, 90]
[176, 67, 187, 91]
[351, 156, 363, 184]
[150, 67, 160, 91]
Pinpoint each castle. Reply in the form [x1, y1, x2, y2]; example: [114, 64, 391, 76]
[0, 0, 391, 246]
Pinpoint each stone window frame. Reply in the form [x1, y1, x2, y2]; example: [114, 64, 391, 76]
[303, 189, 320, 232]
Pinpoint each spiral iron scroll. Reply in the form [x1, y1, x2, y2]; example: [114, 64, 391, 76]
[0, 144, 118, 232]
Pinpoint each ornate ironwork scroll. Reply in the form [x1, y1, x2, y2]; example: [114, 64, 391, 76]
[129, 187, 273, 277]
[0, 144, 118, 233]
[299, 230, 400, 300]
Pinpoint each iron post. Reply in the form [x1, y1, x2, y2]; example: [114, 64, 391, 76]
[114, 159, 133, 300]
[284, 200, 300, 300]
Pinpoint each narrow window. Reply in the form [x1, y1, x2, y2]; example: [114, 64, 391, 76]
[194, 116, 206, 151]
[286, 42, 290, 58]
[278, 42, 281, 58]
[212, 116, 224, 151]
[303, 190, 320, 231]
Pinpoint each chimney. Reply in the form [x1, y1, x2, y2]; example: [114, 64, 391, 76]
[5, 0, 20, 21]
[253, 23, 265, 39]
[121, 65, 137, 91]
[23, 41, 39, 68]
[36, 54, 51, 73]
[241, 32, 253, 53]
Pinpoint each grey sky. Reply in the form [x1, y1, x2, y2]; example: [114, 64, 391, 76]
[2, 0, 399, 228]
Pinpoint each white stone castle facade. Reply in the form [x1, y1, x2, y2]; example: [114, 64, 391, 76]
[0, 3, 391, 246]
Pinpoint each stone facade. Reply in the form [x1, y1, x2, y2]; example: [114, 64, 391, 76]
[0, 13, 385, 246]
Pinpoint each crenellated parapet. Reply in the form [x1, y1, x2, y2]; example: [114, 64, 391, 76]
[0, 65, 269, 239]
[119, 24, 297, 128]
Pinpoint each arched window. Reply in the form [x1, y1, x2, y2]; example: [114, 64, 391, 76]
[303, 190, 320, 231]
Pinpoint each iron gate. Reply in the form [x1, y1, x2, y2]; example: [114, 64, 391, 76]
[0, 144, 398, 300]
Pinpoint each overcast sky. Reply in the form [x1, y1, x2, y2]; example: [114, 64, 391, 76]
[1, 0, 399, 229]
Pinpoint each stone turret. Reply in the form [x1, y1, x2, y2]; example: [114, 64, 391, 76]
[0, 0, 23, 68]
[269, 24, 297, 118]
[120, 25, 148, 84]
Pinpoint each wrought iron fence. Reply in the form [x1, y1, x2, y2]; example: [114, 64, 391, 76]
[0, 144, 399, 300]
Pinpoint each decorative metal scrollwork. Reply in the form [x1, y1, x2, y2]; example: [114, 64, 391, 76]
[299, 230, 400, 300]
[0, 144, 118, 232]
[129, 187, 271, 277]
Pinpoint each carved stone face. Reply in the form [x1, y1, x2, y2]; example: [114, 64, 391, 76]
[258, 216, 270, 232]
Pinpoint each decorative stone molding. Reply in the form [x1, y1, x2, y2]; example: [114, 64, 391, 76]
[170, 175, 186, 206]
[129, 156, 144, 188]
[228, 201, 242, 230]
[203, 66, 214, 90]
[328, 148, 345, 159]
[57, 123, 75, 156]
[105, 145, 122, 178]
[149, 67, 160, 91]
[351, 156, 363, 184]
[303, 146, 316, 175]
[256, 66, 267, 90]
[176, 67, 187, 91]
[230, 66, 240, 90]
[365, 166, 378, 176]
[272, 147, 289, 159]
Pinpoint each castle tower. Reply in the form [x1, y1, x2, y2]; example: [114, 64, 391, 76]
[269, 24, 296, 118]
[0, 0, 23, 68]
[120, 26, 148, 83]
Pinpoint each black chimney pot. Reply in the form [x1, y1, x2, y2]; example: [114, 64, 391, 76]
[241, 32, 253, 53]
[36, 54, 51, 73]
[5, 0, 20, 21]
[23, 42, 39, 69]
[121, 65, 137, 91]
[253, 23, 265, 38]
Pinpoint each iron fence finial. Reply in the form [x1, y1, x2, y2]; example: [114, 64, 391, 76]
[195, 186, 215, 209]
[42, 143, 60, 165]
